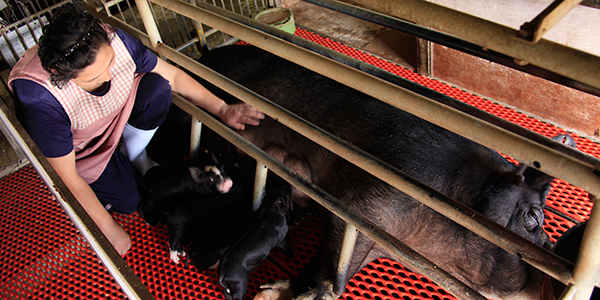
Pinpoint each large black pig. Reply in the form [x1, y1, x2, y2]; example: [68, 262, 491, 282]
[197, 45, 561, 300]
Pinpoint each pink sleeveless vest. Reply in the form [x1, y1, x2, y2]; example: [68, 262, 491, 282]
[8, 31, 144, 183]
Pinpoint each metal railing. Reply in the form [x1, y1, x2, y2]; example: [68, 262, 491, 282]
[94, 0, 273, 57]
[124, 0, 600, 299]
[0, 0, 63, 24]
[0, 0, 66, 67]
[0, 0, 597, 299]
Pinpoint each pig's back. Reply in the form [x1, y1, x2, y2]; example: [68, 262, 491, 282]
[200, 45, 515, 204]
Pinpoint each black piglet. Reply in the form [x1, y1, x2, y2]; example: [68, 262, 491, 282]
[218, 179, 293, 300]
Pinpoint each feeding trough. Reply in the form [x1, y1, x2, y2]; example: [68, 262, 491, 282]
[254, 7, 296, 34]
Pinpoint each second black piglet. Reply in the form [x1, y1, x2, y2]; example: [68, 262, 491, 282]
[218, 179, 293, 300]
[185, 208, 255, 271]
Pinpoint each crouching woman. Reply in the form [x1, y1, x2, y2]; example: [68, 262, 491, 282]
[8, 3, 263, 255]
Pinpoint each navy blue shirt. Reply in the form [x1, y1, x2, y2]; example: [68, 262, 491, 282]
[13, 28, 158, 158]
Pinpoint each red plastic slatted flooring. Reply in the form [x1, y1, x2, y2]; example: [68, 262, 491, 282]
[0, 27, 596, 300]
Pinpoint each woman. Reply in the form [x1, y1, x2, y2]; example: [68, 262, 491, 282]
[8, 3, 264, 255]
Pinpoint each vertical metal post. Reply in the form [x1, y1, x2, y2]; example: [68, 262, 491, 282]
[572, 194, 600, 300]
[253, 162, 268, 211]
[190, 116, 202, 157]
[334, 223, 358, 295]
[559, 284, 577, 300]
[134, 0, 162, 48]
[188, 0, 207, 54]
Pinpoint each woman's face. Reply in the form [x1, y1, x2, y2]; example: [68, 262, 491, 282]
[71, 44, 115, 93]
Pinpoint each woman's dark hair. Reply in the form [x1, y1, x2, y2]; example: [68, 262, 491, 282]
[38, 3, 114, 88]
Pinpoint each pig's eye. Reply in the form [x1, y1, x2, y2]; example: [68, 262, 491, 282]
[523, 207, 543, 231]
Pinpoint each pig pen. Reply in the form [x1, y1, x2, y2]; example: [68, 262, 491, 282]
[0, 24, 596, 299]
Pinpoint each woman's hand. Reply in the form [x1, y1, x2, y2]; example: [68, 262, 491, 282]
[47, 151, 133, 256]
[100, 220, 132, 256]
[218, 103, 265, 130]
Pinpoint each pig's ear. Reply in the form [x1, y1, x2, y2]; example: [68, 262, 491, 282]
[505, 134, 573, 188]
[507, 164, 527, 186]
[504, 163, 553, 190]
[523, 167, 554, 191]
[552, 134, 577, 149]
[517, 134, 574, 190]
[189, 167, 205, 183]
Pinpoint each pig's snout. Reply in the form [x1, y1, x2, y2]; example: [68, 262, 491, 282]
[218, 178, 233, 193]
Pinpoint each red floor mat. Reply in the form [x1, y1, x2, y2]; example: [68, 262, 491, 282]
[1, 27, 596, 300]
[0, 165, 126, 300]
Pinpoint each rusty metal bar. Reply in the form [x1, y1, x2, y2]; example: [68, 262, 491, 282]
[0, 95, 154, 300]
[517, 0, 584, 44]
[188, 0, 207, 54]
[335, 223, 358, 295]
[170, 92, 486, 300]
[346, 0, 600, 92]
[156, 43, 572, 286]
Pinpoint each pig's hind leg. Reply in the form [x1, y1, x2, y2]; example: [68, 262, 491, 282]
[166, 219, 191, 264]
[255, 213, 379, 300]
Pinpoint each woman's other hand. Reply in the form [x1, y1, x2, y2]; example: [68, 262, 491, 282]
[218, 103, 265, 130]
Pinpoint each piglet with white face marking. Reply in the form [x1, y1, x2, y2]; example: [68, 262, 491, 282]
[138, 150, 233, 226]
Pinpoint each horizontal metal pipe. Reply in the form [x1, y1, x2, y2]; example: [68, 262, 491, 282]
[156, 43, 572, 285]
[149, 0, 600, 199]
[0, 98, 153, 300]
[302, 0, 600, 98]
[170, 92, 486, 300]
[347, 0, 600, 91]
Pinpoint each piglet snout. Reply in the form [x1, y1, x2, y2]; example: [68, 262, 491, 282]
[218, 178, 233, 193]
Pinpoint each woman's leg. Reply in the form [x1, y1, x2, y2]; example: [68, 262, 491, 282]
[121, 73, 172, 174]
[89, 150, 141, 214]
[92, 73, 173, 213]
[128, 72, 172, 131]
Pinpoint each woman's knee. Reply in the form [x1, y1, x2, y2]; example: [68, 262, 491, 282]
[129, 73, 172, 130]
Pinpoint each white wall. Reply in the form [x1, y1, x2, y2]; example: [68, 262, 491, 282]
[430, 0, 600, 57]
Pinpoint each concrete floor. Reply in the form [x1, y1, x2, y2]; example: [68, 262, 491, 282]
[288, 1, 420, 71]
[0, 68, 28, 177]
